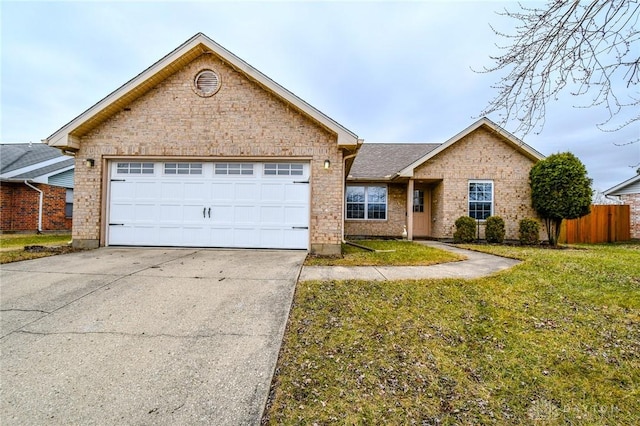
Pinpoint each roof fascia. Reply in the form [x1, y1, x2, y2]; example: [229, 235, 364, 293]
[45, 33, 358, 148]
[603, 174, 640, 195]
[397, 118, 545, 177]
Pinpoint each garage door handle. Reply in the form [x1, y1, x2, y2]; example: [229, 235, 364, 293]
[292, 226, 309, 230]
[208, 208, 211, 218]
[203, 207, 206, 218]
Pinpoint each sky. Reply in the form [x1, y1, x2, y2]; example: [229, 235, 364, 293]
[2, 0, 638, 192]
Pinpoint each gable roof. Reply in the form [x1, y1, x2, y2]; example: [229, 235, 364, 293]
[603, 174, 640, 196]
[0, 143, 74, 183]
[346, 118, 544, 181]
[397, 118, 544, 178]
[348, 143, 440, 180]
[44, 33, 359, 150]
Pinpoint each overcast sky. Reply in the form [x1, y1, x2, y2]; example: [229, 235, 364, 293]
[2, 0, 638, 191]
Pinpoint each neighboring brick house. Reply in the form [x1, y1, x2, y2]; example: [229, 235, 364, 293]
[45, 33, 360, 254]
[345, 118, 545, 241]
[0, 143, 74, 232]
[604, 174, 640, 239]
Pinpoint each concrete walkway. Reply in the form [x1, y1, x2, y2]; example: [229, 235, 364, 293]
[299, 241, 520, 281]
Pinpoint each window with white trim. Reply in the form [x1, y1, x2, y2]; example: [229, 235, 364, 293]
[65, 189, 73, 218]
[214, 163, 254, 175]
[469, 180, 493, 220]
[116, 162, 154, 174]
[346, 185, 387, 220]
[164, 163, 202, 175]
[264, 163, 304, 176]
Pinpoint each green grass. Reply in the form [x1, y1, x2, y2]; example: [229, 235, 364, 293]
[305, 240, 464, 266]
[265, 243, 640, 424]
[0, 233, 73, 263]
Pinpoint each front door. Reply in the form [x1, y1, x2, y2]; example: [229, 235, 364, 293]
[412, 187, 430, 237]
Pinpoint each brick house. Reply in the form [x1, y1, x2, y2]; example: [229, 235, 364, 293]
[1, 143, 74, 232]
[45, 33, 360, 254]
[345, 118, 545, 241]
[604, 174, 640, 239]
[44, 33, 545, 251]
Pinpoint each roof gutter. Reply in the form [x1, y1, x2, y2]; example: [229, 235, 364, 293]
[24, 180, 43, 233]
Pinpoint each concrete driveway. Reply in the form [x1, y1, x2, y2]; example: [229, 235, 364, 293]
[0, 247, 306, 425]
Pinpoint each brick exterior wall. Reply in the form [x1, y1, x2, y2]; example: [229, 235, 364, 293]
[344, 127, 540, 241]
[345, 183, 406, 237]
[72, 53, 347, 254]
[0, 182, 71, 232]
[415, 127, 538, 240]
[620, 193, 640, 239]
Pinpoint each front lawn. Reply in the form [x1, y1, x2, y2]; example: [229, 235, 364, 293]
[305, 240, 464, 266]
[265, 243, 640, 424]
[0, 233, 73, 263]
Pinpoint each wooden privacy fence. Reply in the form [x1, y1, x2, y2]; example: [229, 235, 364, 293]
[559, 205, 630, 244]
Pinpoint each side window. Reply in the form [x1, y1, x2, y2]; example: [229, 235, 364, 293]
[469, 181, 493, 220]
[65, 189, 73, 218]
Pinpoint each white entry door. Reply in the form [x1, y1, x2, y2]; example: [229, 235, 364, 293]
[107, 161, 310, 249]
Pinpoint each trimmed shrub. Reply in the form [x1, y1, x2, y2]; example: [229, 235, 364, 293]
[519, 218, 540, 245]
[453, 216, 476, 243]
[485, 216, 505, 243]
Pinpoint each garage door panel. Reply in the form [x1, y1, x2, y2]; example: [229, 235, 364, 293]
[284, 184, 308, 201]
[284, 206, 308, 224]
[282, 229, 308, 249]
[160, 182, 185, 201]
[131, 204, 156, 223]
[261, 184, 285, 202]
[211, 183, 234, 201]
[182, 182, 207, 201]
[133, 226, 157, 245]
[234, 205, 258, 224]
[108, 161, 309, 249]
[235, 183, 259, 201]
[209, 228, 233, 246]
[109, 203, 133, 223]
[234, 228, 258, 247]
[135, 182, 158, 200]
[260, 206, 283, 224]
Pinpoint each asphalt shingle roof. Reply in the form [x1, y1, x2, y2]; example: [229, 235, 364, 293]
[0, 143, 65, 173]
[348, 143, 440, 180]
[0, 143, 72, 180]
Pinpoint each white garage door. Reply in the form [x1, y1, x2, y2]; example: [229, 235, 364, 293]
[107, 161, 310, 249]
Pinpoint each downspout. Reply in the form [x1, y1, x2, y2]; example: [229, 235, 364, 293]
[24, 180, 43, 234]
[341, 150, 360, 243]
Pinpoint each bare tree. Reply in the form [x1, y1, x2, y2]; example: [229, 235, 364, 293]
[478, 0, 639, 143]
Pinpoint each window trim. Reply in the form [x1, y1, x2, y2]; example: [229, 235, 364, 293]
[345, 185, 388, 221]
[468, 180, 494, 220]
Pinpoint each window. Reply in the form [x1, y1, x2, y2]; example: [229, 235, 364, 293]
[117, 162, 154, 174]
[346, 186, 387, 220]
[469, 181, 493, 220]
[264, 163, 304, 176]
[413, 189, 424, 213]
[65, 189, 73, 218]
[214, 163, 253, 175]
[164, 163, 202, 175]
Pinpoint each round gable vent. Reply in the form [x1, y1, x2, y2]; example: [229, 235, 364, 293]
[193, 70, 220, 97]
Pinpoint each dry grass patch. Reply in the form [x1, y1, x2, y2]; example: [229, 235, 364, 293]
[305, 240, 464, 266]
[265, 243, 640, 424]
[0, 233, 73, 263]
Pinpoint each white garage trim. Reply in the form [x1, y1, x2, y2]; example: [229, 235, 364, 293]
[106, 160, 310, 249]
